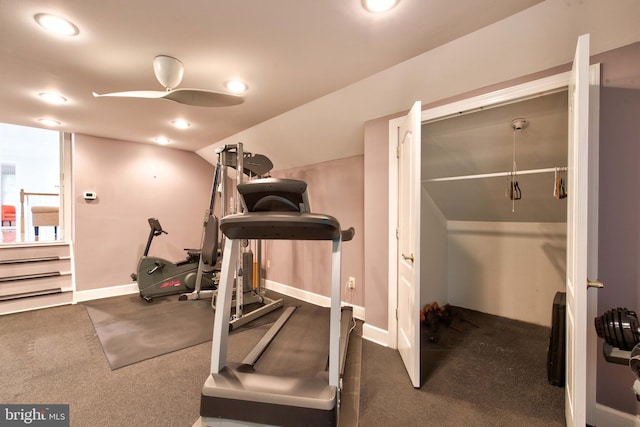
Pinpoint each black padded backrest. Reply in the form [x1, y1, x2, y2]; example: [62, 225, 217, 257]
[201, 216, 219, 266]
[237, 178, 308, 213]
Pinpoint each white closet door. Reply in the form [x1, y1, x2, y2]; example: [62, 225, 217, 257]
[397, 101, 421, 388]
[565, 33, 593, 427]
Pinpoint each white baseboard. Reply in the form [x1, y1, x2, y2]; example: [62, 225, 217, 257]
[74, 283, 139, 302]
[265, 279, 365, 320]
[362, 322, 389, 347]
[0, 291, 74, 316]
[596, 403, 640, 427]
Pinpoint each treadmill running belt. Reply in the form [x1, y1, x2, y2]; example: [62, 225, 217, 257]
[253, 302, 330, 378]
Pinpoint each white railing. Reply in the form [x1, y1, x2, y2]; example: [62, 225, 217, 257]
[19, 189, 60, 242]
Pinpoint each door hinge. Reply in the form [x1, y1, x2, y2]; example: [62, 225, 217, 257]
[396, 144, 400, 159]
[396, 228, 399, 239]
[395, 308, 398, 320]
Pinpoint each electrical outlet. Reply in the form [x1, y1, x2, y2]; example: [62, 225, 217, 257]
[266, 259, 271, 268]
[347, 276, 355, 289]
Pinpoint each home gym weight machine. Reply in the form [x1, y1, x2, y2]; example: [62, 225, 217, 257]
[180, 143, 284, 330]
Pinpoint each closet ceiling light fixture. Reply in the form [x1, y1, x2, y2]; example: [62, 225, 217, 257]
[38, 92, 67, 104]
[362, 0, 399, 13]
[511, 118, 529, 131]
[34, 13, 79, 36]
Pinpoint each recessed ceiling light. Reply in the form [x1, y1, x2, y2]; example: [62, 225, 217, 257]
[225, 80, 248, 94]
[34, 13, 79, 36]
[171, 119, 190, 129]
[362, 0, 399, 13]
[38, 118, 61, 126]
[153, 137, 171, 145]
[38, 92, 68, 104]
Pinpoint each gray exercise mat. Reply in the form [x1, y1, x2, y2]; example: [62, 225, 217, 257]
[83, 294, 214, 370]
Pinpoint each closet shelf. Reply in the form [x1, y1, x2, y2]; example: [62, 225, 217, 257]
[423, 166, 567, 183]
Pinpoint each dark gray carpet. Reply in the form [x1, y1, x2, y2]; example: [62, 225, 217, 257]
[1, 295, 561, 426]
[0, 292, 349, 426]
[359, 307, 565, 427]
[83, 293, 215, 369]
[0, 303, 210, 426]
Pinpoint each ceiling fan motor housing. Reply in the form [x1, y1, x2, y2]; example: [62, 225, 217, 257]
[153, 55, 184, 90]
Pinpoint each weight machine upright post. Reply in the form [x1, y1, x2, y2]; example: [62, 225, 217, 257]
[192, 160, 221, 295]
[235, 143, 244, 319]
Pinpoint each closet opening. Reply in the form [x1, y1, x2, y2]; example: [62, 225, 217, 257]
[418, 88, 568, 419]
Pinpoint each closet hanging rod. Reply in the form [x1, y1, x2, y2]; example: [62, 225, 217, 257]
[423, 166, 567, 183]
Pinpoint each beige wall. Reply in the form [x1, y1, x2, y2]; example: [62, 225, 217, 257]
[73, 134, 214, 291]
[447, 221, 566, 327]
[420, 187, 448, 308]
[363, 115, 399, 329]
[595, 42, 640, 415]
[266, 155, 364, 307]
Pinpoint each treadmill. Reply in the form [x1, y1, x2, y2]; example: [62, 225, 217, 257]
[199, 178, 354, 426]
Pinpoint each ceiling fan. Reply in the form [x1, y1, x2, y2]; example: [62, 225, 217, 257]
[92, 55, 244, 108]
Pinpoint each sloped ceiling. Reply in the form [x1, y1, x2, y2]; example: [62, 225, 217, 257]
[422, 90, 569, 223]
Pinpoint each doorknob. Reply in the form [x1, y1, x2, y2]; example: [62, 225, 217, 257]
[587, 279, 604, 289]
[401, 253, 414, 263]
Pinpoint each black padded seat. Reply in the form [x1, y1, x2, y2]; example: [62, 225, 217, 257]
[220, 212, 341, 241]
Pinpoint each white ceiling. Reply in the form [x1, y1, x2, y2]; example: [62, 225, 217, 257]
[0, 0, 542, 156]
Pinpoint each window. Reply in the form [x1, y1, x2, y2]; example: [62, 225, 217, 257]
[0, 123, 61, 244]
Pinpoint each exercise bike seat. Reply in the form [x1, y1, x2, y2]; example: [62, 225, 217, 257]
[176, 249, 200, 266]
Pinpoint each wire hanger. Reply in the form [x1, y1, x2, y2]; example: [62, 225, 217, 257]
[554, 167, 567, 200]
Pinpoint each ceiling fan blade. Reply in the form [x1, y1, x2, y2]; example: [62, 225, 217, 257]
[162, 88, 244, 107]
[92, 90, 167, 99]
